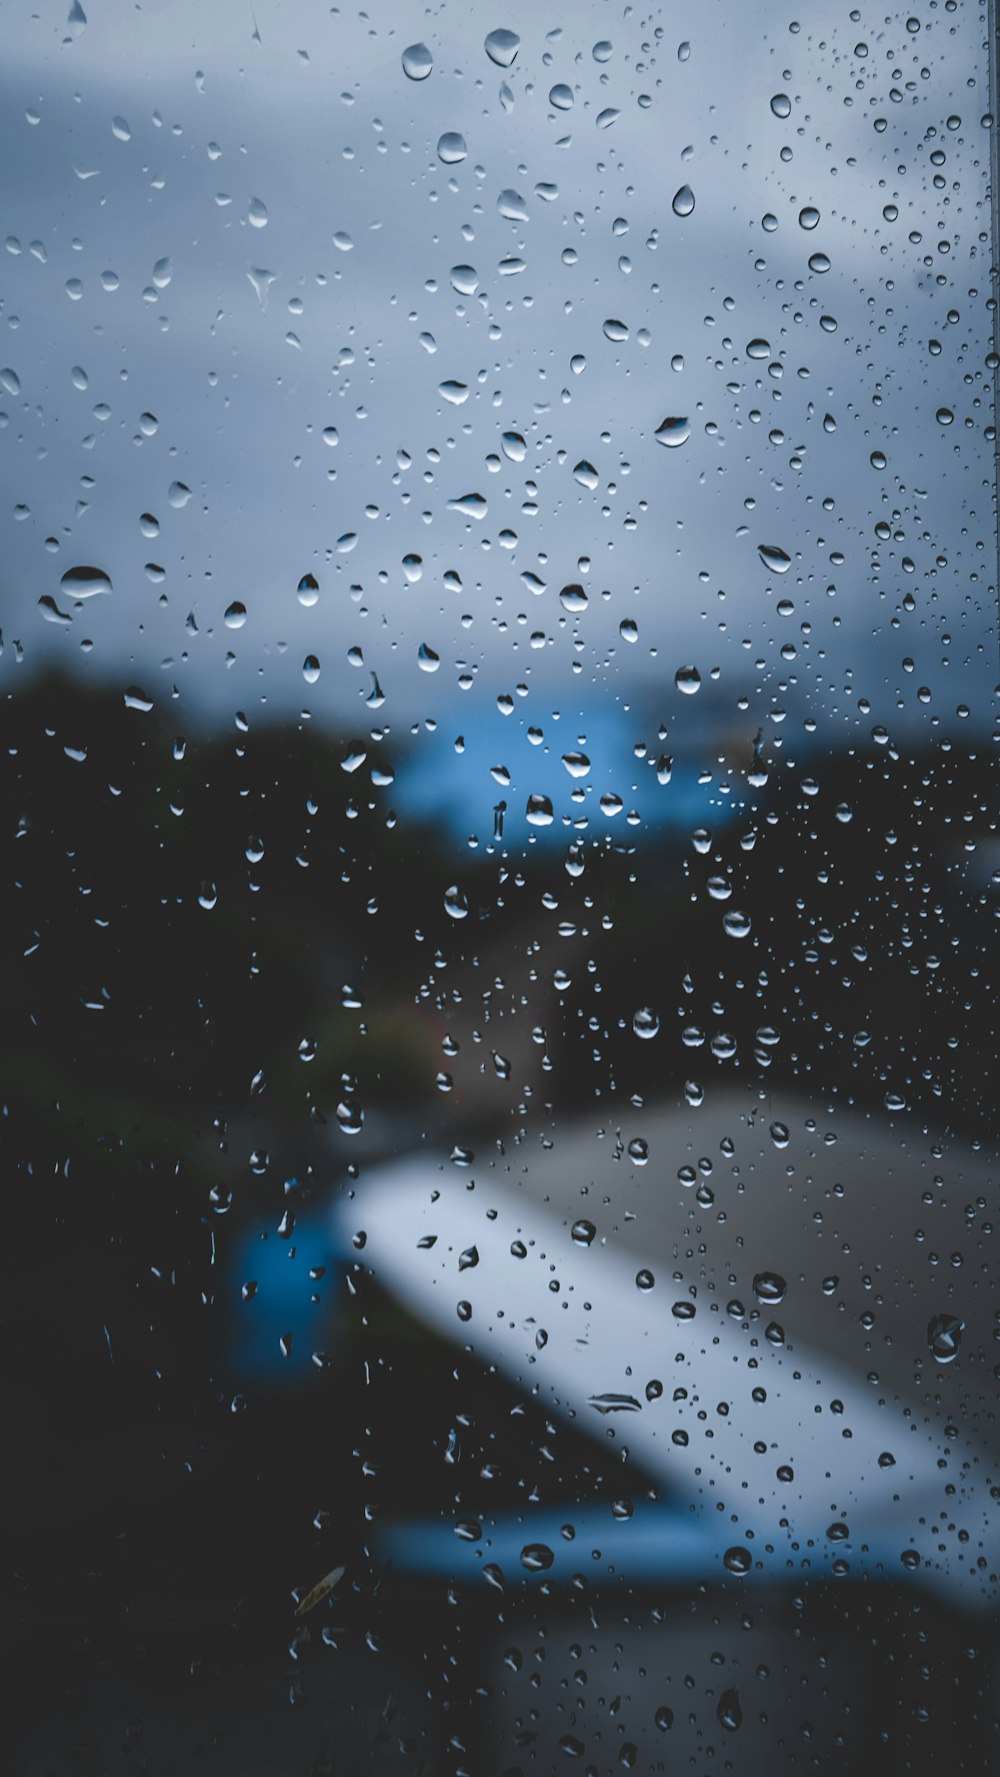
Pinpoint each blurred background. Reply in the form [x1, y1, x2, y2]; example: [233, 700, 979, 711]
[2, 1, 999, 1772]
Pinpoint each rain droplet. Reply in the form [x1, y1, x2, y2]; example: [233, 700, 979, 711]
[248, 196, 268, 228]
[450, 264, 479, 295]
[936, 406, 954, 426]
[497, 188, 528, 220]
[655, 415, 690, 447]
[401, 42, 433, 80]
[224, 601, 247, 629]
[672, 184, 695, 217]
[799, 205, 820, 229]
[484, 28, 520, 68]
[168, 481, 191, 508]
[571, 1219, 596, 1246]
[724, 1546, 752, 1574]
[526, 794, 554, 827]
[723, 909, 752, 939]
[302, 655, 320, 684]
[561, 751, 590, 778]
[520, 1543, 553, 1571]
[437, 132, 467, 165]
[444, 885, 469, 920]
[753, 1271, 787, 1305]
[758, 542, 791, 573]
[549, 84, 574, 110]
[38, 595, 72, 625]
[60, 565, 112, 598]
[559, 584, 588, 613]
[633, 1008, 660, 1040]
[717, 1689, 742, 1732]
[675, 665, 701, 695]
[573, 460, 598, 490]
[417, 643, 440, 672]
[297, 572, 319, 606]
[927, 1313, 963, 1363]
[770, 92, 791, 117]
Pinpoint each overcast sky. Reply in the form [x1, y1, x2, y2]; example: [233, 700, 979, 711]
[0, 0, 995, 833]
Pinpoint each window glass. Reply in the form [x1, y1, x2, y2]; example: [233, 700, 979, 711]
[4, 4, 998, 1772]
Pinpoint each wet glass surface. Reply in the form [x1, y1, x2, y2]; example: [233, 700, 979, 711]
[3, 4, 999, 1772]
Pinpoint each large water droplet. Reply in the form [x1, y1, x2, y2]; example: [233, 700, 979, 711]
[927, 1313, 963, 1363]
[633, 1008, 660, 1039]
[655, 415, 690, 447]
[753, 1271, 787, 1304]
[520, 1542, 553, 1571]
[758, 542, 791, 573]
[717, 1689, 742, 1731]
[526, 794, 554, 826]
[444, 885, 469, 920]
[484, 28, 520, 68]
[401, 41, 433, 80]
[60, 565, 112, 598]
[770, 92, 791, 117]
[450, 264, 479, 295]
[437, 132, 467, 165]
[559, 584, 588, 613]
[672, 184, 695, 217]
[675, 664, 701, 695]
[549, 83, 574, 110]
[723, 1546, 752, 1575]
